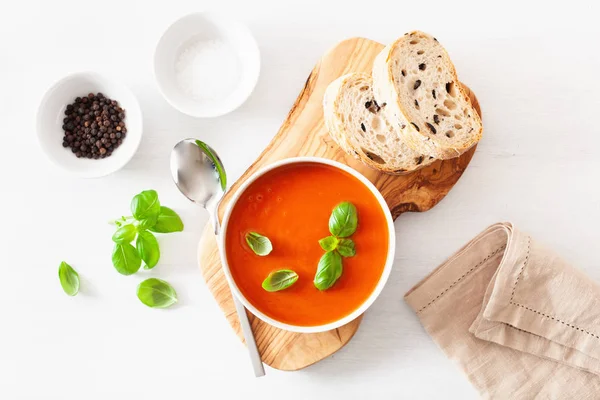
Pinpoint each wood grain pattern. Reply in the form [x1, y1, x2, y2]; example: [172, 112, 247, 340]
[197, 37, 481, 371]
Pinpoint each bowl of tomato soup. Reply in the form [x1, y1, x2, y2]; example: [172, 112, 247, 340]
[219, 157, 395, 333]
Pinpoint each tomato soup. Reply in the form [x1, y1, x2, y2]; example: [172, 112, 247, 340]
[225, 163, 389, 327]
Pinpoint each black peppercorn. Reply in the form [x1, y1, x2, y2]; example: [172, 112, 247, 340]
[61, 92, 127, 160]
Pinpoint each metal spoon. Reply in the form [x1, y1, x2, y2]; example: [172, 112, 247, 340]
[170, 138, 265, 377]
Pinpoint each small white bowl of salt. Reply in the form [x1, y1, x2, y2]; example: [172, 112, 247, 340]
[154, 12, 260, 118]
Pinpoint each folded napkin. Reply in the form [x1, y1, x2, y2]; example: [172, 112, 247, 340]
[405, 223, 600, 399]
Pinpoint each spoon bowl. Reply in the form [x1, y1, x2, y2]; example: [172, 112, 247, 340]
[170, 139, 227, 233]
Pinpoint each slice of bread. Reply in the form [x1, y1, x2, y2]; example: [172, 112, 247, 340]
[372, 31, 482, 159]
[323, 73, 433, 174]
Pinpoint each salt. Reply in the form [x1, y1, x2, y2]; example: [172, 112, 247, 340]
[175, 38, 241, 102]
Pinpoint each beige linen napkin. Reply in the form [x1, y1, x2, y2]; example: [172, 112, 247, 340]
[405, 223, 600, 399]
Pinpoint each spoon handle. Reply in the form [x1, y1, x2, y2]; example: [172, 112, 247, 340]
[232, 294, 266, 377]
[212, 214, 266, 377]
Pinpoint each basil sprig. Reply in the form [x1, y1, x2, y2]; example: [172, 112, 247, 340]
[313, 202, 358, 290]
[262, 269, 298, 292]
[110, 190, 184, 274]
[58, 261, 80, 296]
[137, 278, 178, 308]
[245, 232, 273, 256]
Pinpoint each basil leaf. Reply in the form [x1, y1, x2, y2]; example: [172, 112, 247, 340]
[136, 231, 160, 269]
[130, 190, 161, 221]
[262, 269, 298, 292]
[319, 236, 339, 251]
[195, 140, 227, 191]
[111, 243, 142, 275]
[112, 224, 137, 244]
[328, 201, 358, 237]
[58, 261, 79, 296]
[337, 238, 356, 257]
[245, 232, 273, 256]
[137, 278, 178, 308]
[314, 251, 343, 290]
[149, 206, 184, 233]
[137, 214, 158, 230]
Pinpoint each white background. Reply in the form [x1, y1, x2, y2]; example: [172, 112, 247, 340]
[2, 1, 600, 399]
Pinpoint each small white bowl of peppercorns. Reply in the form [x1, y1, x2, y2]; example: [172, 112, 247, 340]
[36, 72, 143, 178]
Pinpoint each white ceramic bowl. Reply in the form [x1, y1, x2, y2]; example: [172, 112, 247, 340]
[219, 157, 396, 333]
[154, 12, 260, 118]
[36, 72, 143, 178]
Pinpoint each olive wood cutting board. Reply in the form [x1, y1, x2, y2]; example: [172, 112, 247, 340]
[197, 37, 481, 371]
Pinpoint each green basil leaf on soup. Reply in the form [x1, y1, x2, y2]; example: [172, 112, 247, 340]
[58, 261, 80, 296]
[149, 206, 184, 233]
[328, 201, 358, 238]
[112, 224, 137, 244]
[262, 269, 299, 292]
[245, 232, 273, 256]
[111, 243, 142, 275]
[319, 236, 339, 251]
[130, 190, 161, 221]
[136, 230, 160, 269]
[137, 278, 178, 309]
[314, 251, 343, 291]
[337, 238, 356, 257]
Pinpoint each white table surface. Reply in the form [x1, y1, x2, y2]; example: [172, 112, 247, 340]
[2, 0, 600, 398]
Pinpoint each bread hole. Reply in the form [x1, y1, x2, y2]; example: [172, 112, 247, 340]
[445, 130, 455, 138]
[410, 39, 419, 45]
[401, 69, 406, 77]
[445, 81, 456, 97]
[417, 50, 425, 55]
[454, 114, 462, 120]
[413, 80, 422, 90]
[443, 99, 457, 110]
[414, 99, 420, 110]
[454, 124, 463, 130]
[437, 67, 442, 72]
[426, 123, 437, 134]
[376, 134, 386, 143]
[415, 156, 424, 165]
[361, 148, 385, 164]
[365, 100, 381, 114]
[371, 117, 381, 130]
[360, 123, 366, 132]
[463, 108, 468, 116]
[436, 108, 450, 117]
[359, 86, 369, 91]
[418, 63, 426, 70]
